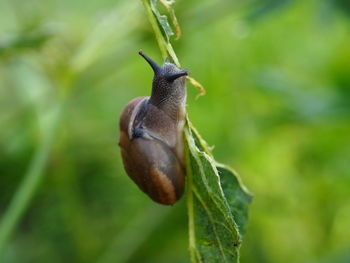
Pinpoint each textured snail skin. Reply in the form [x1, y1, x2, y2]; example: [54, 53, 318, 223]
[118, 51, 188, 205]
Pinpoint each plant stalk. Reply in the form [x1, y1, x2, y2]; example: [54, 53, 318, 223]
[0, 102, 63, 258]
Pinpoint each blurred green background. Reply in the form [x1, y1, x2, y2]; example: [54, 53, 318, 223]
[1, 0, 350, 262]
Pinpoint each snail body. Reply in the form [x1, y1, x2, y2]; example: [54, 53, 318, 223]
[118, 51, 188, 205]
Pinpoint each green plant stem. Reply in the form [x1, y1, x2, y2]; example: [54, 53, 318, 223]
[140, 0, 168, 59]
[0, 102, 63, 258]
[185, 128, 198, 263]
[139, 0, 181, 66]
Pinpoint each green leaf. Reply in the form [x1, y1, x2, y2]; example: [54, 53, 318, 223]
[216, 164, 252, 236]
[150, 0, 174, 41]
[185, 119, 252, 263]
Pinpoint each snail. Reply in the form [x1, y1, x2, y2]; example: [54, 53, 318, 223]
[118, 51, 188, 205]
